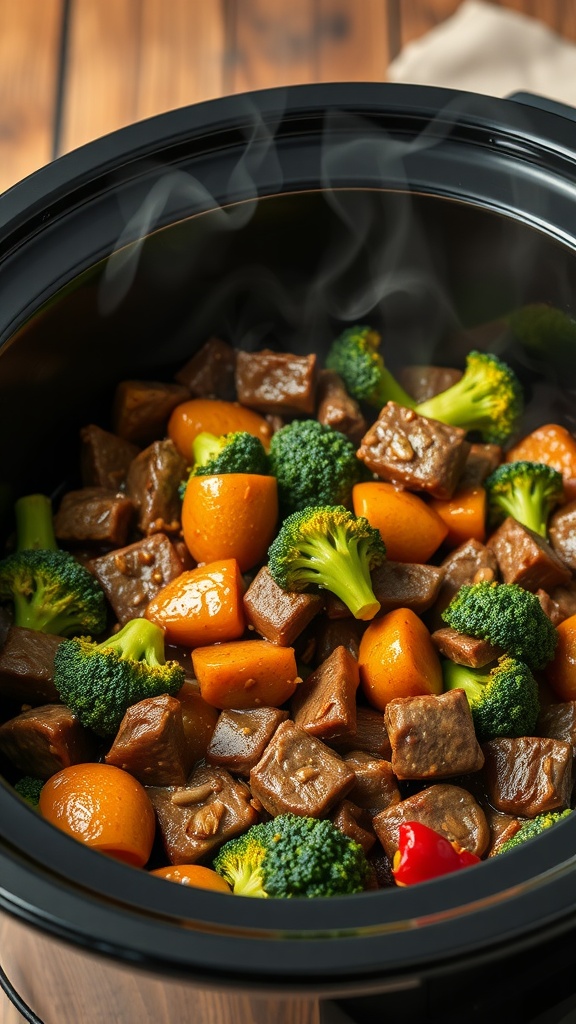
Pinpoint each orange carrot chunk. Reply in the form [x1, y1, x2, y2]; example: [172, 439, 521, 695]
[146, 558, 245, 647]
[192, 639, 300, 709]
[352, 481, 448, 563]
[358, 607, 443, 712]
[545, 613, 576, 701]
[506, 424, 576, 501]
[168, 398, 272, 460]
[429, 486, 486, 548]
[182, 474, 278, 572]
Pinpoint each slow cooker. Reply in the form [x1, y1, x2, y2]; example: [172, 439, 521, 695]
[1, 83, 576, 1024]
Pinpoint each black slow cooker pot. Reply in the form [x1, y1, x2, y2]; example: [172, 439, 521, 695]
[1, 83, 576, 1024]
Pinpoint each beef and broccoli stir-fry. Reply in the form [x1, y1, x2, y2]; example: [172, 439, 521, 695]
[1, 325, 575, 897]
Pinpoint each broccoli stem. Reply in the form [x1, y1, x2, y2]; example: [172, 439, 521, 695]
[492, 481, 548, 537]
[376, 368, 416, 409]
[96, 618, 167, 666]
[443, 660, 485, 703]
[225, 857, 268, 898]
[15, 494, 57, 552]
[295, 529, 380, 620]
[192, 432, 224, 467]
[416, 371, 494, 429]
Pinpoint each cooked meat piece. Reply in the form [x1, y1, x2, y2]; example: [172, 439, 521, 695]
[549, 582, 576, 622]
[487, 516, 571, 592]
[206, 706, 288, 776]
[315, 369, 367, 445]
[427, 538, 499, 630]
[372, 783, 489, 859]
[173, 337, 237, 401]
[458, 443, 503, 488]
[54, 487, 135, 548]
[328, 706, 391, 759]
[80, 423, 140, 491]
[235, 349, 317, 417]
[0, 608, 11, 649]
[385, 689, 485, 780]
[482, 736, 573, 817]
[0, 626, 61, 704]
[243, 566, 324, 646]
[323, 592, 353, 619]
[330, 799, 376, 855]
[398, 364, 462, 403]
[113, 380, 189, 445]
[125, 439, 187, 535]
[291, 646, 359, 739]
[0, 704, 95, 779]
[549, 500, 576, 571]
[147, 764, 259, 865]
[537, 701, 576, 758]
[249, 719, 355, 818]
[313, 616, 366, 666]
[357, 402, 470, 500]
[342, 751, 400, 812]
[178, 679, 219, 764]
[484, 807, 524, 856]
[536, 588, 565, 626]
[371, 561, 445, 616]
[90, 532, 183, 623]
[105, 694, 191, 786]
[431, 627, 502, 668]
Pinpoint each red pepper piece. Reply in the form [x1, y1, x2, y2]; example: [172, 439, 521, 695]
[392, 820, 481, 886]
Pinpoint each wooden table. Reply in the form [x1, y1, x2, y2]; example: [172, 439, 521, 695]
[1, 0, 576, 1020]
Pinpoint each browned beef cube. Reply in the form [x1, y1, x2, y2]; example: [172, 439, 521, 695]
[372, 561, 445, 616]
[147, 764, 258, 865]
[174, 337, 237, 401]
[398, 364, 462, 403]
[372, 783, 489, 859]
[328, 706, 391, 759]
[487, 516, 571, 592]
[125, 439, 187, 536]
[549, 500, 576, 571]
[459, 443, 503, 488]
[331, 800, 376, 855]
[0, 626, 61, 705]
[357, 403, 470, 500]
[235, 349, 317, 417]
[206, 706, 288, 777]
[80, 424, 140, 491]
[90, 532, 183, 624]
[549, 582, 576, 621]
[291, 646, 359, 739]
[0, 704, 95, 779]
[484, 807, 524, 857]
[313, 616, 366, 666]
[315, 369, 367, 445]
[243, 566, 324, 646]
[428, 538, 499, 630]
[482, 736, 573, 817]
[54, 487, 135, 548]
[342, 751, 400, 812]
[538, 701, 576, 757]
[249, 720, 355, 818]
[113, 380, 189, 445]
[536, 588, 565, 626]
[431, 626, 502, 668]
[105, 694, 190, 786]
[385, 689, 484, 780]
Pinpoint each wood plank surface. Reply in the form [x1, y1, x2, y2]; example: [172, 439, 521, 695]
[0, 0, 63, 193]
[315, 0, 390, 82]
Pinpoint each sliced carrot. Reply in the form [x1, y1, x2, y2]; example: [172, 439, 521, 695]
[145, 558, 246, 647]
[429, 486, 486, 548]
[358, 607, 443, 712]
[545, 613, 576, 701]
[181, 474, 278, 572]
[192, 638, 300, 709]
[506, 424, 576, 500]
[168, 398, 272, 460]
[150, 864, 232, 892]
[177, 680, 219, 764]
[352, 481, 448, 563]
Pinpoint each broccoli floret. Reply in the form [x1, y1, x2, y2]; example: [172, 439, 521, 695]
[212, 814, 369, 898]
[325, 325, 415, 409]
[13, 776, 44, 807]
[267, 505, 385, 620]
[0, 494, 106, 636]
[192, 431, 269, 477]
[485, 460, 564, 537]
[53, 617, 185, 736]
[268, 419, 362, 517]
[441, 581, 557, 671]
[415, 350, 523, 445]
[496, 809, 572, 855]
[443, 655, 540, 741]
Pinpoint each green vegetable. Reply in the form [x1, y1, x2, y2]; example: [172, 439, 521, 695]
[415, 350, 523, 445]
[325, 324, 415, 409]
[267, 504, 385, 620]
[192, 431, 269, 477]
[496, 809, 572, 855]
[0, 493, 106, 636]
[443, 655, 540, 742]
[13, 776, 44, 807]
[53, 617, 185, 736]
[212, 813, 369, 898]
[268, 419, 362, 517]
[441, 581, 557, 671]
[485, 460, 564, 537]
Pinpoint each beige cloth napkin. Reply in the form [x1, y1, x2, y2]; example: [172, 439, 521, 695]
[388, 0, 576, 107]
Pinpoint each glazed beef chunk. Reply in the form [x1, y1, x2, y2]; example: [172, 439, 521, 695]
[243, 566, 324, 646]
[291, 646, 360, 739]
[125, 438, 187, 536]
[113, 379, 189, 445]
[331, 800, 376, 855]
[54, 487, 135, 548]
[537, 701, 576, 758]
[371, 561, 445, 616]
[385, 689, 485, 780]
[206, 706, 288, 777]
[80, 423, 139, 491]
[431, 627, 502, 668]
[90, 532, 183, 623]
[549, 499, 576, 571]
[487, 516, 571, 592]
[398, 364, 462, 403]
[174, 336, 237, 400]
[0, 626, 61, 704]
[328, 706, 391, 759]
[235, 350, 317, 417]
[315, 369, 367, 445]
[342, 751, 400, 813]
[428, 538, 498, 629]
[105, 694, 191, 787]
[482, 736, 573, 817]
[373, 783, 490, 859]
[0, 704, 95, 779]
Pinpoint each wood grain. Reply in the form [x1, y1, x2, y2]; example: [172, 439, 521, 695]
[315, 0, 390, 82]
[0, 0, 63, 194]
[396, 0, 463, 47]
[228, 0, 317, 92]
